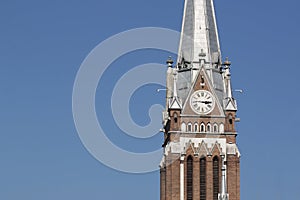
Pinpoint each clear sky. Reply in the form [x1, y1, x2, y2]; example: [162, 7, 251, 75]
[1, 0, 300, 199]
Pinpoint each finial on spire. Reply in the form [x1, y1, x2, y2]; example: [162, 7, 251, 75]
[223, 57, 233, 99]
[199, 49, 206, 57]
[166, 56, 174, 68]
[199, 49, 207, 66]
[223, 57, 231, 66]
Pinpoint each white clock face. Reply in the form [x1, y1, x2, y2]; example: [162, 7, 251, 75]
[190, 90, 215, 114]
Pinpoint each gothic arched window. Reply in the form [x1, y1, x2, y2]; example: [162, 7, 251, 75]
[187, 156, 193, 200]
[194, 123, 199, 132]
[181, 123, 186, 132]
[200, 123, 205, 133]
[188, 122, 192, 132]
[174, 113, 178, 124]
[213, 156, 220, 200]
[213, 123, 218, 133]
[229, 114, 233, 125]
[200, 157, 206, 200]
[207, 123, 211, 133]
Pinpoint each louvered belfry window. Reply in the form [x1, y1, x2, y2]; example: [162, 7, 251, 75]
[187, 156, 193, 200]
[200, 157, 206, 200]
[213, 156, 220, 200]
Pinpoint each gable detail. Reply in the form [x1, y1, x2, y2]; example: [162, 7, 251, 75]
[182, 66, 225, 117]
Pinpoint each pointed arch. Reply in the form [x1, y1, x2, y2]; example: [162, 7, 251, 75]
[207, 123, 211, 133]
[213, 156, 220, 200]
[200, 122, 205, 133]
[187, 156, 193, 200]
[200, 157, 206, 200]
[173, 112, 178, 124]
[194, 122, 199, 132]
[187, 122, 192, 132]
[228, 113, 235, 131]
[199, 141, 209, 156]
[213, 123, 218, 133]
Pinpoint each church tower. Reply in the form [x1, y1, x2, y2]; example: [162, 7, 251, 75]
[160, 1, 240, 200]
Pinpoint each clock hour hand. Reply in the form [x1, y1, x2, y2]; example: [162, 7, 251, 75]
[192, 100, 212, 104]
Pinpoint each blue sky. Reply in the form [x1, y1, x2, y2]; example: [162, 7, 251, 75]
[1, 0, 300, 199]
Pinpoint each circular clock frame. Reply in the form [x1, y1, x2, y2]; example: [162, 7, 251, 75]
[190, 90, 215, 115]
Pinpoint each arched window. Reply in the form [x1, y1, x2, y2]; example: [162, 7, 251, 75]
[207, 123, 211, 133]
[174, 113, 178, 124]
[188, 123, 192, 132]
[194, 123, 199, 132]
[200, 157, 206, 200]
[229, 114, 233, 125]
[181, 123, 186, 132]
[219, 123, 224, 133]
[213, 123, 218, 133]
[213, 156, 220, 200]
[200, 123, 205, 133]
[187, 156, 193, 200]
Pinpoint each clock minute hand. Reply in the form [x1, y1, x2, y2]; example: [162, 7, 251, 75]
[192, 100, 202, 103]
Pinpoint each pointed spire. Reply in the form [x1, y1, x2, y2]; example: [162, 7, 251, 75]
[223, 57, 237, 111]
[178, 0, 221, 64]
[175, 0, 225, 106]
[169, 70, 182, 110]
[224, 57, 233, 99]
[165, 57, 174, 108]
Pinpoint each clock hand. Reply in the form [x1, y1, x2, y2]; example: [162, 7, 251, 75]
[192, 100, 212, 104]
[192, 100, 202, 103]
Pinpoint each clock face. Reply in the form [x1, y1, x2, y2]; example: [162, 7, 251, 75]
[190, 90, 215, 114]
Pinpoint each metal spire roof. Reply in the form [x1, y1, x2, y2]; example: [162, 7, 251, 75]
[178, 0, 221, 64]
[176, 0, 225, 106]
